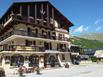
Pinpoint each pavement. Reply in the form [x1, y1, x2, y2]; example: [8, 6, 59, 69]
[6, 63, 103, 77]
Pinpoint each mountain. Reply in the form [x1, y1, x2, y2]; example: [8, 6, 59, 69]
[70, 36, 103, 49]
[79, 33, 103, 42]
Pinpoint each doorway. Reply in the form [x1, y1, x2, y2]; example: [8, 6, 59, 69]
[48, 56, 56, 67]
[11, 54, 24, 67]
[29, 55, 39, 67]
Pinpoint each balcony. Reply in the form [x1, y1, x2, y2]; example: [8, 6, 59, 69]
[0, 29, 68, 42]
[45, 48, 68, 53]
[12, 14, 54, 29]
[0, 45, 44, 52]
[14, 30, 68, 41]
[0, 45, 68, 53]
[1, 14, 55, 34]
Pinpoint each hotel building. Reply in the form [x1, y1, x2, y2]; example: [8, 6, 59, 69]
[0, 1, 76, 68]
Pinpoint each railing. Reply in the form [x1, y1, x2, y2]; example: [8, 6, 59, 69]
[45, 48, 68, 52]
[12, 14, 54, 29]
[0, 30, 13, 41]
[12, 14, 35, 24]
[0, 29, 68, 42]
[0, 45, 45, 52]
[0, 14, 68, 42]
[14, 30, 68, 41]
[0, 45, 69, 52]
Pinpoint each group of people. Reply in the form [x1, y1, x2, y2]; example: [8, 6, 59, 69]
[18, 65, 41, 76]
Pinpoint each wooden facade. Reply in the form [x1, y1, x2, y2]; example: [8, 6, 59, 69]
[0, 1, 74, 68]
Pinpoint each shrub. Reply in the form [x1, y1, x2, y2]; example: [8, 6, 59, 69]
[0, 67, 5, 77]
[90, 56, 97, 62]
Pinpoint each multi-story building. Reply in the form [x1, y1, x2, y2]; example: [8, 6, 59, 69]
[0, 1, 73, 68]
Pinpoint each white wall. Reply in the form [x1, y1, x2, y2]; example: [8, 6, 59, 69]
[59, 53, 71, 62]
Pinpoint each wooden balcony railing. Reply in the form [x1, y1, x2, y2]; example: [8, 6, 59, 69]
[0, 45, 45, 52]
[0, 14, 68, 42]
[0, 45, 69, 52]
[12, 14, 54, 29]
[14, 30, 68, 41]
[0, 29, 68, 42]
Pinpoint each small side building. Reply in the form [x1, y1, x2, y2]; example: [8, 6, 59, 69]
[94, 50, 103, 61]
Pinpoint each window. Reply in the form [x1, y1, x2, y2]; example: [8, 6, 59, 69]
[58, 34, 62, 40]
[33, 41, 36, 45]
[37, 4, 41, 19]
[30, 4, 35, 17]
[62, 54, 65, 60]
[27, 27, 32, 36]
[48, 31, 51, 39]
[64, 44, 66, 48]
[22, 4, 28, 16]
[5, 56, 10, 64]
[25, 40, 32, 46]
[50, 43, 52, 50]
[35, 29, 38, 37]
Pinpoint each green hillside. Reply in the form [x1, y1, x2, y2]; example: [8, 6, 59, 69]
[70, 36, 103, 49]
[80, 33, 103, 42]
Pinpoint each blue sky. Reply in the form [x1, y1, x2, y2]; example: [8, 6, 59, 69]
[0, 0, 103, 36]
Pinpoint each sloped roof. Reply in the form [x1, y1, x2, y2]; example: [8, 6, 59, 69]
[94, 50, 103, 58]
[0, 1, 73, 27]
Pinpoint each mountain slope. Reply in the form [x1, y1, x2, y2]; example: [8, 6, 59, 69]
[80, 33, 103, 42]
[70, 36, 103, 49]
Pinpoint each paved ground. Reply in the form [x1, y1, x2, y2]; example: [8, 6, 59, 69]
[6, 63, 103, 77]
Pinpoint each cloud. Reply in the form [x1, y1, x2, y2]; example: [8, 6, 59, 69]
[96, 26, 101, 31]
[85, 26, 89, 31]
[94, 18, 103, 25]
[73, 25, 88, 33]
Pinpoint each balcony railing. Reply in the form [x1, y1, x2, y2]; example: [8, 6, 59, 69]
[0, 29, 68, 42]
[0, 45, 45, 52]
[0, 30, 13, 41]
[47, 48, 68, 52]
[12, 14, 54, 29]
[14, 30, 68, 41]
[0, 45, 68, 52]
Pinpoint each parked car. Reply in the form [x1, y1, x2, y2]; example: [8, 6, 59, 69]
[79, 55, 89, 60]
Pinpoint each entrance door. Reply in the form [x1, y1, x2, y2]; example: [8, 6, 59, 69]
[29, 55, 39, 67]
[49, 56, 56, 67]
[44, 53, 50, 68]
